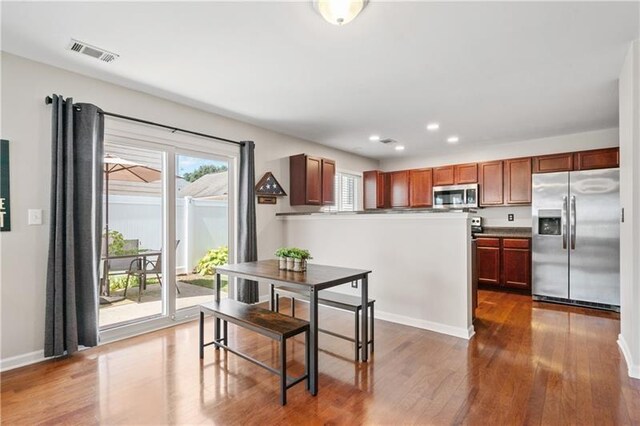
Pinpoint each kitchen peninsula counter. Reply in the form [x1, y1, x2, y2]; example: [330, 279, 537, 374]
[278, 211, 475, 339]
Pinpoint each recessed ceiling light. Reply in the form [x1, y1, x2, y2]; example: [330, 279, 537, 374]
[369, 135, 380, 142]
[447, 136, 459, 143]
[395, 145, 405, 151]
[427, 123, 440, 131]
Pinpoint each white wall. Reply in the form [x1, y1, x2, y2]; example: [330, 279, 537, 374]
[381, 128, 619, 228]
[0, 52, 378, 366]
[618, 40, 640, 379]
[281, 213, 474, 339]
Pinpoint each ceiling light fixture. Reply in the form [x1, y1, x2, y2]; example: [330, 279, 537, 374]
[395, 145, 405, 151]
[447, 136, 460, 143]
[369, 135, 380, 141]
[313, 0, 368, 26]
[427, 123, 440, 131]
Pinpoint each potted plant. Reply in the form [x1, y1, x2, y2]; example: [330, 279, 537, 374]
[289, 248, 312, 272]
[274, 247, 290, 270]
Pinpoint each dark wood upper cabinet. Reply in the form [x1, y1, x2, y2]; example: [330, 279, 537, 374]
[433, 166, 455, 186]
[476, 238, 501, 286]
[479, 161, 504, 206]
[502, 239, 531, 290]
[389, 170, 410, 208]
[504, 157, 532, 205]
[321, 159, 336, 205]
[533, 148, 619, 174]
[574, 147, 619, 170]
[409, 168, 433, 207]
[532, 152, 574, 173]
[454, 163, 478, 184]
[289, 154, 334, 206]
[363, 170, 388, 209]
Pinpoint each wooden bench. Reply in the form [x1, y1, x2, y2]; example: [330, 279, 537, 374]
[272, 286, 374, 361]
[199, 299, 310, 405]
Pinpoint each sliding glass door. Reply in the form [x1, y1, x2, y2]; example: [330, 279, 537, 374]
[175, 152, 230, 312]
[99, 143, 165, 328]
[99, 120, 236, 337]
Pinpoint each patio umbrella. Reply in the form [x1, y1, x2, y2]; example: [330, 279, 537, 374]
[102, 154, 161, 296]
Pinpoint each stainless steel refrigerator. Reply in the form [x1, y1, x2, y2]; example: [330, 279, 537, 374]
[532, 168, 620, 311]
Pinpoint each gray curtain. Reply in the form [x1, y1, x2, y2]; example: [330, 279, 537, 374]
[45, 95, 104, 357]
[237, 141, 258, 303]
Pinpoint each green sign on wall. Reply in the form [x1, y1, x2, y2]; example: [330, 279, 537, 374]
[1, 139, 10, 232]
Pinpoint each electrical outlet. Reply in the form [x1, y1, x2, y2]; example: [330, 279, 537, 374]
[508, 213, 514, 222]
[351, 281, 358, 289]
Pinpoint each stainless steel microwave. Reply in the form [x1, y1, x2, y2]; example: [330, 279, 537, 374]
[433, 184, 479, 208]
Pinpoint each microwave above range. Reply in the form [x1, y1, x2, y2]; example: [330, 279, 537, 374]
[433, 184, 478, 208]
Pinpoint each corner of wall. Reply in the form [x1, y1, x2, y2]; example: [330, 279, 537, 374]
[618, 334, 640, 379]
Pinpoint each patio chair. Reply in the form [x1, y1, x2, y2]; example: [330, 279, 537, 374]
[123, 240, 181, 303]
[124, 253, 163, 303]
[100, 239, 139, 297]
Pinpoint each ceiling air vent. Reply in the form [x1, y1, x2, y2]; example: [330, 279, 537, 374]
[379, 138, 398, 145]
[66, 39, 119, 63]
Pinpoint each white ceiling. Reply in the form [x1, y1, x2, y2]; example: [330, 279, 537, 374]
[1, 2, 638, 159]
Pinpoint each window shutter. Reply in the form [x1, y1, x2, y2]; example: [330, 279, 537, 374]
[321, 172, 361, 212]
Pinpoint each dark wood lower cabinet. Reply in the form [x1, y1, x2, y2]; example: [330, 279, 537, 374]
[476, 238, 501, 286]
[476, 237, 531, 291]
[502, 239, 531, 289]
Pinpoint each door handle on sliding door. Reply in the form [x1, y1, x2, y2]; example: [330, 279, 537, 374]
[570, 196, 576, 250]
[562, 195, 568, 249]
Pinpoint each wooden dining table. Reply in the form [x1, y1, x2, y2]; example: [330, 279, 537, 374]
[214, 259, 372, 396]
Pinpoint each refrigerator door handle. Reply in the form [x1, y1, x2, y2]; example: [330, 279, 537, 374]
[562, 195, 568, 249]
[570, 195, 576, 250]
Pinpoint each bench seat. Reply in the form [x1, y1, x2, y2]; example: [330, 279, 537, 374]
[272, 286, 375, 361]
[199, 299, 310, 405]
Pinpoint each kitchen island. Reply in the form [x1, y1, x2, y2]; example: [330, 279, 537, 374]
[277, 210, 475, 339]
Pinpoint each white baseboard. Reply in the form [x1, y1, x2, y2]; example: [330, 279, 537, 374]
[257, 293, 474, 340]
[618, 334, 640, 379]
[0, 349, 46, 372]
[376, 310, 475, 340]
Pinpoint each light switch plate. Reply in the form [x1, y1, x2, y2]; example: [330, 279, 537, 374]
[28, 209, 43, 225]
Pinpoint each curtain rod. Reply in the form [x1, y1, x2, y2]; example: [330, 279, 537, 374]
[44, 96, 243, 147]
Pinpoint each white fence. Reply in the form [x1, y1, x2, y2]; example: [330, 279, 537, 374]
[107, 195, 228, 274]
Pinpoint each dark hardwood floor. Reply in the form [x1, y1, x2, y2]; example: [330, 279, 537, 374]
[2, 290, 639, 425]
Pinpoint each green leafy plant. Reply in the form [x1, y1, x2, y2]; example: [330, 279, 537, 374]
[195, 245, 229, 275]
[104, 229, 138, 256]
[274, 247, 312, 260]
[290, 248, 312, 260]
[275, 247, 291, 258]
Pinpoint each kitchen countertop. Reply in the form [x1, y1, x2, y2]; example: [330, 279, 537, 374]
[473, 227, 532, 238]
[276, 208, 477, 216]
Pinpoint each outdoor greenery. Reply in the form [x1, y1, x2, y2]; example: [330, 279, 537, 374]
[195, 245, 229, 275]
[180, 275, 228, 291]
[274, 247, 312, 259]
[105, 229, 137, 255]
[182, 164, 228, 183]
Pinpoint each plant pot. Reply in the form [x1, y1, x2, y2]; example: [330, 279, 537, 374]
[301, 259, 308, 272]
[278, 257, 287, 270]
[293, 258, 303, 272]
[286, 257, 294, 271]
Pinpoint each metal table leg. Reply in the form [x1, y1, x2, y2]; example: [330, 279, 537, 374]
[215, 273, 221, 349]
[309, 287, 319, 396]
[361, 274, 369, 362]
